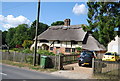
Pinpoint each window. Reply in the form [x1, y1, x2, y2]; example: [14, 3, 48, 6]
[50, 47, 53, 51]
[38, 46, 40, 49]
[40, 40, 49, 43]
[65, 48, 71, 53]
[57, 40, 60, 44]
[71, 41, 78, 44]
[32, 47, 34, 50]
[72, 48, 76, 52]
[105, 53, 114, 55]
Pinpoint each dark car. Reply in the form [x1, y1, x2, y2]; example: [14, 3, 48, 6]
[78, 51, 96, 67]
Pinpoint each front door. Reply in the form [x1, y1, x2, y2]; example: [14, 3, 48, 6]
[56, 47, 60, 54]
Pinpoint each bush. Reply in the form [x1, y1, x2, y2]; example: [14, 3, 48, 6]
[59, 53, 64, 56]
[71, 52, 76, 54]
[76, 47, 82, 52]
[25, 55, 33, 64]
[37, 50, 55, 56]
[12, 48, 19, 51]
[12, 48, 24, 52]
[22, 48, 33, 54]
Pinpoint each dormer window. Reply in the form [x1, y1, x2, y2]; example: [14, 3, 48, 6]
[57, 40, 60, 44]
[71, 41, 78, 44]
[40, 40, 49, 43]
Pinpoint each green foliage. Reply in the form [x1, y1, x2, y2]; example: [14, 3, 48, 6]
[12, 48, 19, 51]
[28, 20, 49, 40]
[86, 2, 119, 47]
[25, 55, 33, 64]
[59, 53, 64, 55]
[76, 47, 82, 52]
[6, 28, 16, 48]
[12, 48, 23, 52]
[71, 52, 76, 54]
[51, 21, 64, 26]
[13, 24, 30, 46]
[22, 40, 33, 48]
[2, 31, 7, 45]
[37, 50, 55, 56]
[22, 48, 33, 54]
[5, 24, 30, 48]
[3, 20, 49, 48]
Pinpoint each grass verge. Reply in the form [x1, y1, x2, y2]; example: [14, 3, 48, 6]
[1, 60, 57, 72]
[92, 73, 119, 79]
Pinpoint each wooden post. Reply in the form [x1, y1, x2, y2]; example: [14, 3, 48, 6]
[13, 51, 16, 61]
[37, 54, 41, 65]
[92, 58, 95, 74]
[33, 0, 40, 66]
[118, 62, 120, 79]
[54, 54, 56, 69]
[60, 55, 64, 70]
[58, 54, 60, 70]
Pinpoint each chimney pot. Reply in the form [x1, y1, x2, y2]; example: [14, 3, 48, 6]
[64, 19, 71, 26]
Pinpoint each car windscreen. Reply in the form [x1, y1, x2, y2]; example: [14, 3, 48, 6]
[81, 51, 94, 56]
[105, 53, 114, 55]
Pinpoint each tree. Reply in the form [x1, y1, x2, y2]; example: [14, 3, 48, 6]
[2, 31, 7, 45]
[86, 1, 120, 47]
[6, 24, 30, 48]
[22, 40, 33, 48]
[51, 21, 64, 26]
[4, 21, 49, 48]
[28, 20, 49, 40]
[6, 28, 16, 48]
[12, 24, 30, 46]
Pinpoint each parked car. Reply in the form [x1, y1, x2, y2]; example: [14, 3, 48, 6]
[102, 52, 120, 61]
[78, 50, 96, 66]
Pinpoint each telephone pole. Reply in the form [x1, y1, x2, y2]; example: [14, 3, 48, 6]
[33, 0, 40, 66]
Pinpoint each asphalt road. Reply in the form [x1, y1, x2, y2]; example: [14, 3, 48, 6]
[0, 64, 115, 81]
[1, 64, 67, 79]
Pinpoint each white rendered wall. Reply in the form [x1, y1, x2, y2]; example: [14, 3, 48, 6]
[108, 36, 120, 55]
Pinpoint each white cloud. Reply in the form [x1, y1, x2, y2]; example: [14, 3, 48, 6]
[72, 3, 87, 15]
[0, 15, 30, 30]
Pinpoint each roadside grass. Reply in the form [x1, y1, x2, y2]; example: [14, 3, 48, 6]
[93, 74, 119, 79]
[0, 50, 17, 52]
[92, 70, 119, 79]
[93, 74, 112, 79]
[1, 60, 57, 72]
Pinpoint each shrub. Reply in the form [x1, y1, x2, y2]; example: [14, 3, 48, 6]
[22, 40, 33, 49]
[22, 48, 33, 54]
[76, 47, 82, 52]
[13, 48, 19, 51]
[71, 52, 76, 54]
[12, 48, 24, 52]
[25, 55, 33, 64]
[59, 53, 64, 56]
[37, 50, 55, 56]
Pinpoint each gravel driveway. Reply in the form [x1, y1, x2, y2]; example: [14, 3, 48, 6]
[51, 63, 94, 79]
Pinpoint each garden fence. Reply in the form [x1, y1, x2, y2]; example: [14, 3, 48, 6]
[2, 52, 79, 70]
[93, 59, 120, 79]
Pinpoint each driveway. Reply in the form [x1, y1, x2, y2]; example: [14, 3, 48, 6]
[51, 63, 94, 79]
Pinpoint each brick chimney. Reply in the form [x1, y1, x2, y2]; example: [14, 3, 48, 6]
[64, 19, 71, 26]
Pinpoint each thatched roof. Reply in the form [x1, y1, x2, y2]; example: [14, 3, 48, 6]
[37, 24, 106, 51]
[82, 34, 106, 51]
[37, 25, 87, 41]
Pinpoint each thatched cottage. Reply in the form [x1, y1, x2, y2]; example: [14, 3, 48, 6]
[30, 19, 106, 54]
